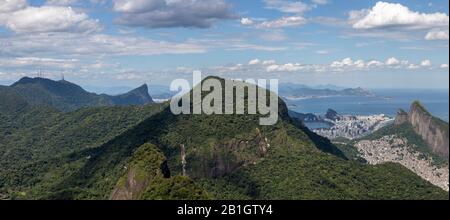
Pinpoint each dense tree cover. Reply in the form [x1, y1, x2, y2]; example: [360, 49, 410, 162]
[0, 102, 165, 199]
[111, 143, 210, 200]
[140, 175, 210, 200]
[0, 77, 447, 200]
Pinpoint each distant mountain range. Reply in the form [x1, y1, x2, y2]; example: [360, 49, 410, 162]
[0, 77, 154, 112]
[279, 83, 374, 99]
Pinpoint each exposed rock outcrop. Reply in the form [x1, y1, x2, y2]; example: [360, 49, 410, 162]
[325, 108, 341, 121]
[395, 101, 449, 160]
[394, 109, 409, 126]
[110, 143, 170, 200]
[111, 84, 154, 106]
[187, 128, 271, 179]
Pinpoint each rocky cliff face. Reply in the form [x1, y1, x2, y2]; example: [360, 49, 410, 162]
[111, 84, 154, 106]
[394, 109, 409, 126]
[186, 128, 271, 179]
[396, 102, 449, 160]
[110, 144, 170, 200]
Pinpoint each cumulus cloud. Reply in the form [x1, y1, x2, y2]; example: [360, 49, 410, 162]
[441, 64, 449, 69]
[113, 0, 234, 28]
[408, 64, 420, 69]
[248, 59, 261, 65]
[267, 63, 304, 72]
[222, 57, 434, 75]
[425, 29, 449, 41]
[263, 60, 276, 65]
[367, 60, 383, 67]
[421, 59, 432, 67]
[0, 0, 27, 13]
[350, 2, 449, 30]
[386, 57, 400, 66]
[325, 57, 429, 71]
[240, 18, 254, 26]
[0, 1, 101, 33]
[331, 58, 355, 68]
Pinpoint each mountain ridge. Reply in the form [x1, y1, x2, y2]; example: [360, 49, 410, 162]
[5, 77, 154, 112]
[279, 83, 374, 98]
[395, 101, 449, 160]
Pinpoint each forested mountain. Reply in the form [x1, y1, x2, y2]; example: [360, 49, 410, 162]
[3, 77, 153, 112]
[0, 77, 447, 200]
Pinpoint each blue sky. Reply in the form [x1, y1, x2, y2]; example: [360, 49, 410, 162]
[0, 0, 449, 89]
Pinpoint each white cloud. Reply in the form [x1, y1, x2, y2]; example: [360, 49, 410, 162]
[350, 2, 449, 30]
[331, 58, 354, 68]
[0, 0, 27, 13]
[425, 29, 449, 40]
[421, 59, 432, 67]
[408, 64, 420, 69]
[248, 59, 261, 65]
[267, 63, 303, 72]
[257, 16, 307, 29]
[441, 64, 449, 69]
[0, 4, 101, 33]
[386, 57, 400, 66]
[354, 60, 365, 68]
[262, 60, 276, 65]
[367, 60, 383, 67]
[240, 17, 254, 26]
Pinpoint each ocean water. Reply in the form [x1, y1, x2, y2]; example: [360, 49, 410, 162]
[284, 89, 449, 122]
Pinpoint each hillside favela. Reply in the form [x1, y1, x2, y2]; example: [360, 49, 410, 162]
[0, 0, 449, 203]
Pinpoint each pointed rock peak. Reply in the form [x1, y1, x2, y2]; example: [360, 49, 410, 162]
[394, 109, 409, 126]
[410, 101, 431, 116]
[128, 84, 149, 94]
[137, 83, 148, 91]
